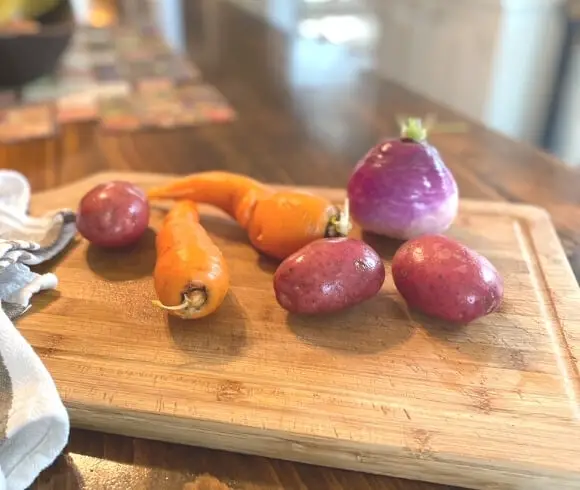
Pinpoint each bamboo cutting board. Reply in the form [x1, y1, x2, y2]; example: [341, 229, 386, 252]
[23, 172, 580, 490]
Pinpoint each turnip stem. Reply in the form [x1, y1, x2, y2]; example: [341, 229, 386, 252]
[400, 117, 427, 142]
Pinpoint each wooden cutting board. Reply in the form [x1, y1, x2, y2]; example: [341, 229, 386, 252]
[24, 172, 580, 490]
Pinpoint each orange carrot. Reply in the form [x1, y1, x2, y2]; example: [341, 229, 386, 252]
[152, 200, 230, 319]
[148, 172, 271, 228]
[147, 171, 351, 260]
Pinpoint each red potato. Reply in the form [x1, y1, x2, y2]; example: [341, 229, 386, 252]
[274, 237, 385, 314]
[392, 234, 503, 323]
[76, 181, 150, 248]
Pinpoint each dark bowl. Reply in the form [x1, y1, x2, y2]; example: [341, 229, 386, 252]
[0, 0, 75, 88]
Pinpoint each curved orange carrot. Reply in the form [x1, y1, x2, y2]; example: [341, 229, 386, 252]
[247, 190, 344, 260]
[147, 171, 351, 260]
[153, 200, 230, 319]
[148, 172, 271, 228]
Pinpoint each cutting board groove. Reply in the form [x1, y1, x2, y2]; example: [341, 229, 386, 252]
[23, 172, 580, 490]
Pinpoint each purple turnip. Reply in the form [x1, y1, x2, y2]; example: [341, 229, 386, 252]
[347, 118, 459, 240]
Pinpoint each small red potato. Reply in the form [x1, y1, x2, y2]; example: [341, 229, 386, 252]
[392, 234, 503, 323]
[76, 181, 150, 248]
[273, 237, 385, 314]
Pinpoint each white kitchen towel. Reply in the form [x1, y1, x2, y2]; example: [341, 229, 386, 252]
[0, 170, 75, 490]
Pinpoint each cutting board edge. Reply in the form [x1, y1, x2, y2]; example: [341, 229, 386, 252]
[30, 170, 555, 217]
[68, 404, 580, 490]
[513, 199, 580, 383]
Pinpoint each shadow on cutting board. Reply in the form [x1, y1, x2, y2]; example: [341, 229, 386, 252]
[24, 289, 62, 317]
[360, 232, 405, 261]
[287, 293, 414, 354]
[256, 255, 280, 274]
[198, 213, 251, 246]
[85, 228, 157, 281]
[408, 309, 526, 370]
[167, 292, 248, 364]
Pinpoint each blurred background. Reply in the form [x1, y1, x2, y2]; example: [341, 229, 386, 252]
[2, 0, 580, 164]
[142, 0, 580, 165]
[224, 0, 579, 165]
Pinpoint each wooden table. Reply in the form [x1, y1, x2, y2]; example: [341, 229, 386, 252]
[4, 1, 580, 489]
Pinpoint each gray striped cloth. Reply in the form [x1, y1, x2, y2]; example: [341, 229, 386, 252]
[0, 210, 76, 319]
[0, 171, 75, 490]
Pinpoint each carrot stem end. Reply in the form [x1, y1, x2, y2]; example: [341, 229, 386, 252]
[152, 288, 208, 316]
[327, 199, 352, 237]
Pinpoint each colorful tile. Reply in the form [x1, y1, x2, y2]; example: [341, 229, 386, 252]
[0, 23, 235, 139]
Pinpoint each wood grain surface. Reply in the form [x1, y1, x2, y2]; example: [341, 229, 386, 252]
[23, 172, 580, 490]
